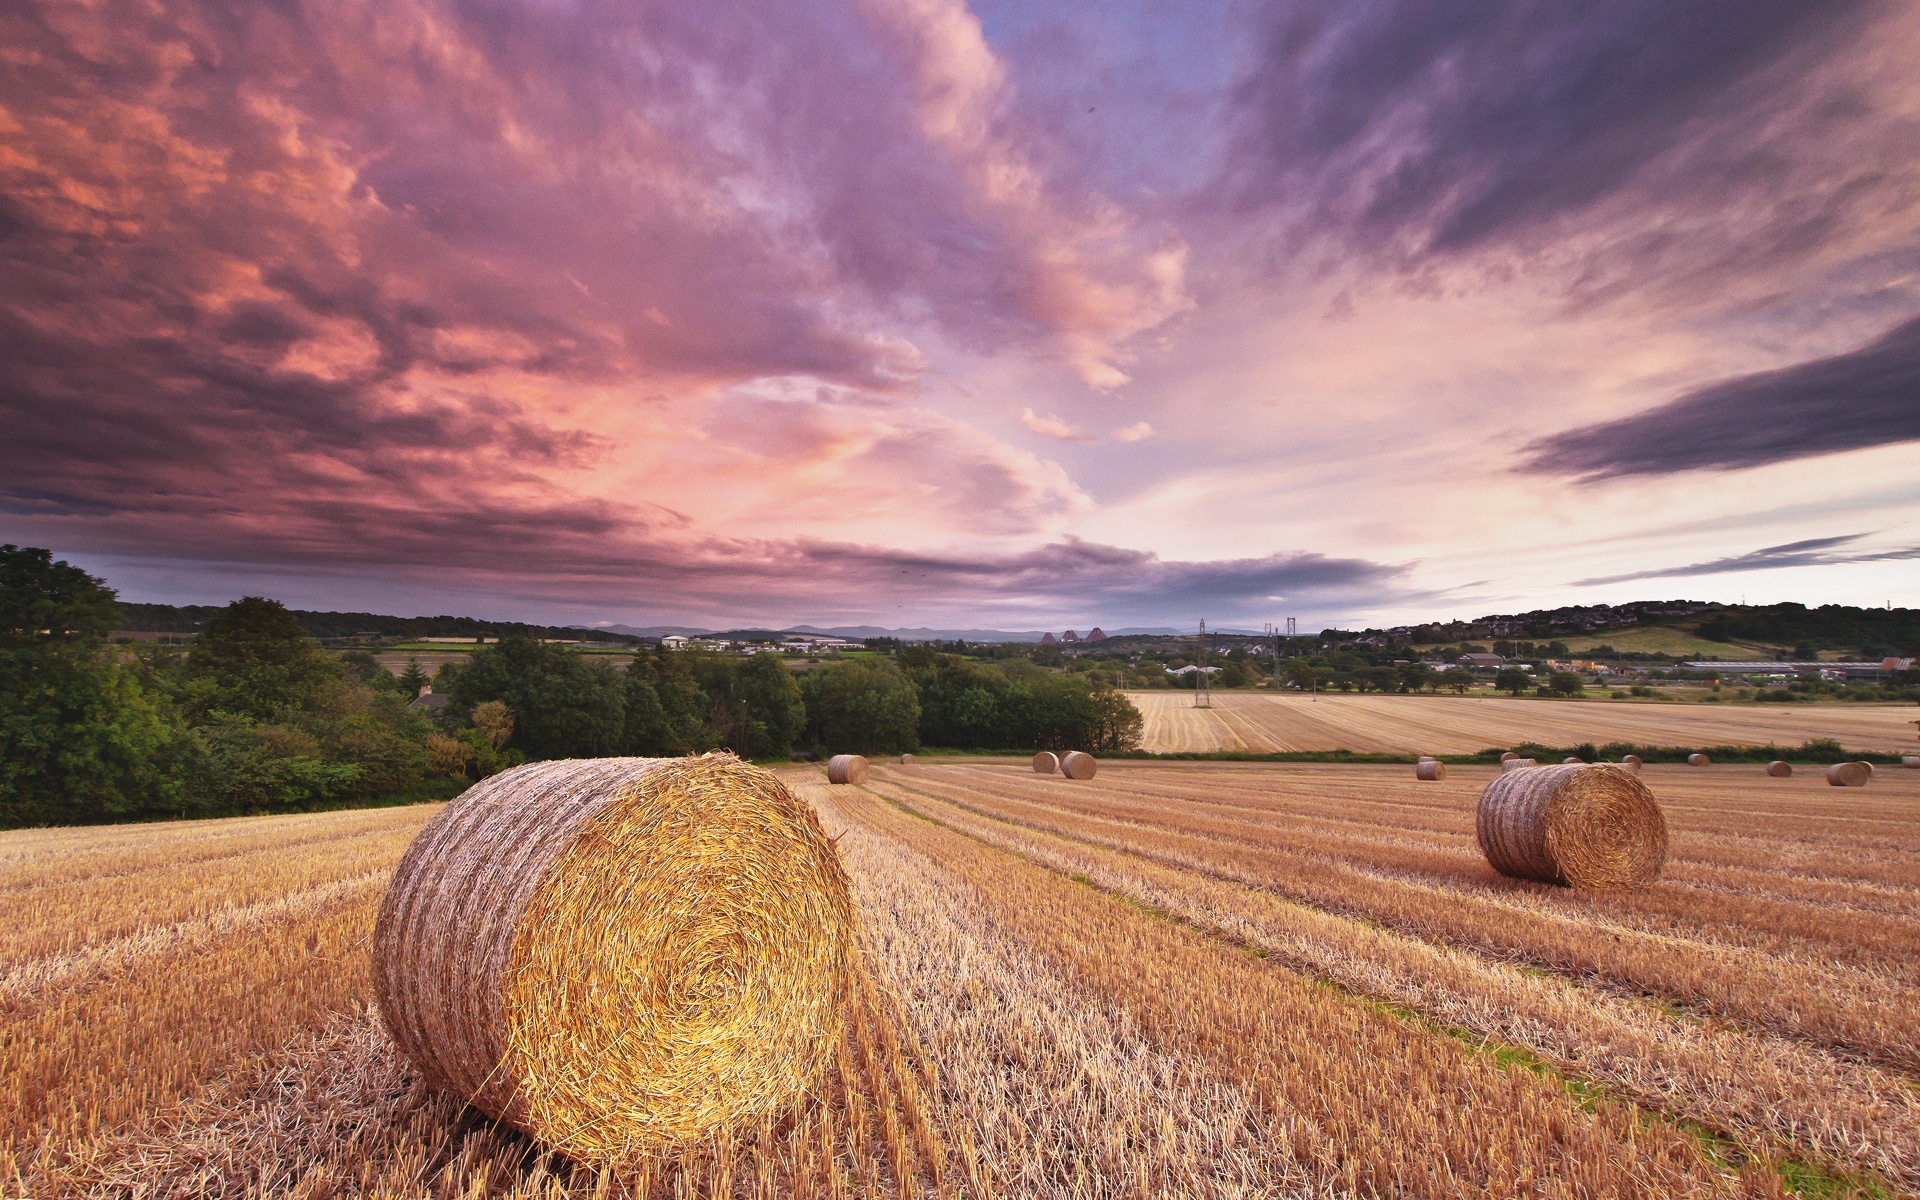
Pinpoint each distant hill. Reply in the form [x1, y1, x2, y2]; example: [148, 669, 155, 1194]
[581, 622, 1184, 643]
[116, 602, 637, 643]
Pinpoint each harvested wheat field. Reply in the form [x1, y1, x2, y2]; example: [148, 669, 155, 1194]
[1129, 689, 1920, 754]
[6, 761, 1919, 1198]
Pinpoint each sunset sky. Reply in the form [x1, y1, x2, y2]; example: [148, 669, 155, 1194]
[4, 0, 1918, 632]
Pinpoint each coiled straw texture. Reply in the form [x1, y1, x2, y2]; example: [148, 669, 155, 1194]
[826, 754, 869, 785]
[371, 755, 855, 1164]
[1415, 760, 1446, 781]
[1826, 762, 1870, 787]
[1032, 751, 1059, 774]
[1060, 751, 1098, 780]
[1476, 763, 1668, 890]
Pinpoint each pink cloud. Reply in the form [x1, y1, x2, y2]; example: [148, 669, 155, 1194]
[1112, 421, 1154, 442]
[1019, 408, 1097, 443]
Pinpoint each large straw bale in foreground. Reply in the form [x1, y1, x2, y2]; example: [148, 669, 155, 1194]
[1826, 761, 1871, 787]
[1060, 751, 1098, 780]
[372, 756, 855, 1163]
[826, 754, 869, 785]
[1477, 763, 1667, 889]
[1032, 751, 1059, 774]
[1415, 760, 1445, 780]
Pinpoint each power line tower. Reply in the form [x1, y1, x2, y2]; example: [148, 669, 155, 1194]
[1195, 619, 1212, 708]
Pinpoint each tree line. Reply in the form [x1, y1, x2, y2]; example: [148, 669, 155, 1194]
[1, 547, 1143, 826]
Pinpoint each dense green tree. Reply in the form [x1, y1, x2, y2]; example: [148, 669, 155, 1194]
[1548, 671, 1587, 697]
[1495, 668, 1531, 696]
[621, 646, 710, 755]
[0, 547, 188, 824]
[396, 658, 429, 695]
[722, 654, 807, 758]
[801, 658, 921, 754]
[187, 597, 343, 721]
[447, 635, 625, 759]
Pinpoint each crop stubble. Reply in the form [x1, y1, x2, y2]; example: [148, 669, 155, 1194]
[3, 761, 1912, 1196]
[1127, 691, 1920, 755]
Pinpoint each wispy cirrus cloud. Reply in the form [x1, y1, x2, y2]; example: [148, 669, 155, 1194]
[1112, 421, 1154, 442]
[1571, 533, 1920, 587]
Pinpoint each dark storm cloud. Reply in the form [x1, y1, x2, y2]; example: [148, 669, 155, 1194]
[1221, 0, 1902, 287]
[1523, 315, 1920, 478]
[1571, 533, 1920, 586]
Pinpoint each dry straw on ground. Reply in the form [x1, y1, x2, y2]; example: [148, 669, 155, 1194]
[1032, 751, 1059, 775]
[1501, 758, 1538, 772]
[371, 755, 856, 1166]
[1688, 754, 1711, 766]
[1059, 751, 1098, 780]
[1476, 763, 1668, 889]
[1766, 761, 1792, 778]
[827, 754, 869, 785]
[1825, 762, 1871, 788]
[1416, 760, 1446, 781]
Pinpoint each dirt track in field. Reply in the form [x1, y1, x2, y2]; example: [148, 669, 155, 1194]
[1126, 690, 1920, 754]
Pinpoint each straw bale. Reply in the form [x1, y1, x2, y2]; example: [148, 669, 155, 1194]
[1415, 760, 1446, 781]
[1060, 751, 1098, 780]
[1765, 761, 1792, 778]
[1562, 756, 1583, 764]
[899, 753, 915, 765]
[1500, 758, 1537, 772]
[826, 754, 869, 785]
[372, 755, 854, 1164]
[1621, 754, 1642, 768]
[1500, 752, 1520, 763]
[1032, 751, 1059, 775]
[1687, 753, 1710, 766]
[1476, 763, 1667, 889]
[1825, 762, 1871, 788]
[1904, 756, 1920, 769]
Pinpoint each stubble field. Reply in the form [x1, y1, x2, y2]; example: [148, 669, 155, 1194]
[1127, 690, 1920, 754]
[5, 760, 1918, 1198]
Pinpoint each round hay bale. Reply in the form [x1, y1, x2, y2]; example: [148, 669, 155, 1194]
[1687, 753, 1710, 767]
[1562, 756, 1583, 764]
[1765, 761, 1792, 777]
[1500, 758, 1537, 772]
[1415, 760, 1446, 781]
[1826, 761, 1871, 787]
[1059, 751, 1098, 780]
[1621, 754, 1642, 768]
[1476, 763, 1667, 889]
[826, 754, 869, 785]
[1500, 752, 1520, 763]
[899, 753, 915, 765]
[1032, 751, 1059, 775]
[372, 755, 854, 1163]
[1903, 755, 1920, 769]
